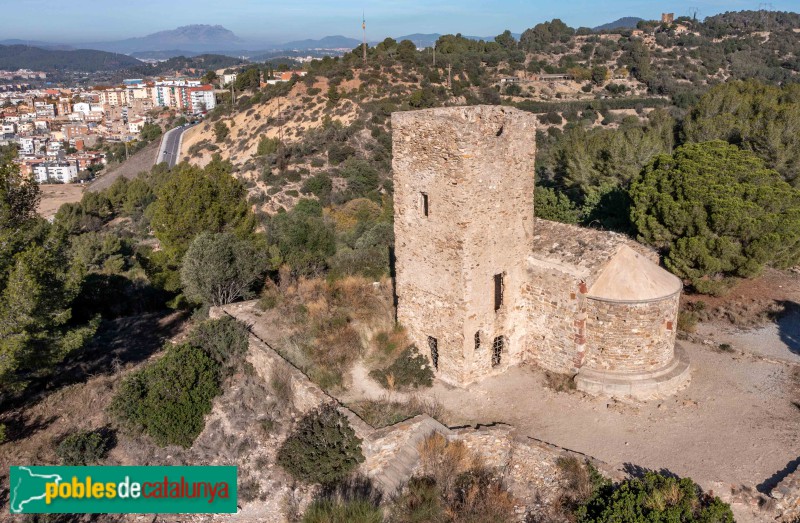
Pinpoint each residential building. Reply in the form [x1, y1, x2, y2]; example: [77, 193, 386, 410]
[33, 162, 78, 183]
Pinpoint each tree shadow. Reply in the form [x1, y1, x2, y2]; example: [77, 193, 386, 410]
[317, 473, 383, 507]
[774, 301, 800, 356]
[3, 412, 58, 443]
[622, 462, 680, 479]
[1, 310, 187, 413]
[757, 456, 800, 494]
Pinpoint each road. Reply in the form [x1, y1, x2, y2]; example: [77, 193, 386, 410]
[156, 124, 194, 168]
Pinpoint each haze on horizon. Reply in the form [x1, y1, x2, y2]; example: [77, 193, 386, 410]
[2, 0, 798, 45]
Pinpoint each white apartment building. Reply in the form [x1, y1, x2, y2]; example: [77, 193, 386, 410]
[34, 162, 78, 183]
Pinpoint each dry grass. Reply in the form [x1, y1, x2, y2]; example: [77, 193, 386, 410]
[544, 372, 577, 393]
[268, 275, 395, 391]
[407, 433, 516, 522]
[270, 366, 294, 407]
[348, 395, 445, 428]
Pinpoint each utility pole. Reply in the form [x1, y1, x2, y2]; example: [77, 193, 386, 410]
[362, 12, 367, 67]
[447, 63, 452, 89]
[433, 44, 436, 67]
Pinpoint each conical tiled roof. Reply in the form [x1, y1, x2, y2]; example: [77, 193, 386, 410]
[587, 245, 682, 302]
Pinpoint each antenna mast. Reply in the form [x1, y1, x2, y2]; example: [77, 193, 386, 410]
[362, 11, 367, 66]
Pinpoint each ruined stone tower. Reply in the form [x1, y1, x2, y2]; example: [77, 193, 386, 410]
[392, 106, 537, 386]
[393, 105, 689, 398]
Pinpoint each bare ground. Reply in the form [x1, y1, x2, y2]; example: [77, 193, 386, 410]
[37, 183, 84, 218]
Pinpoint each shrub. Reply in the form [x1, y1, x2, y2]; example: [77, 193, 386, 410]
[576, 472, 734, 522]
[109, 343, 220, 448]
[556, 456, 608, 514]
[0, 423, 6, 444]
[189, 316, 249, 373]
[55, 430, 111, 465]
[303, 499, 382, 523]
[388, 476, 444, 523]
[328, 144, 356, 165]
[214, 121, 229, 143]
[408, 433, 516, 522]
[369, 346, 434, 390]
[257, 136, 281, 156]
[277, 403, 364, 484]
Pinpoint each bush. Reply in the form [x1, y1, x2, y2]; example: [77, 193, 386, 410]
[576, 472, 734, 522]
[388, 476, 444, 523]
[257, 136, 281, 156]
[303, 499, 382, 523]
[369, 346, 434, 390]
[189, 316, 249, 373]
[277, 403, 364, 484]
[214, 121, 229, 143]
[109, 343, 220, 448]
[0, 423, 6, 444]
[328, 144, 356, 166]
[55, 430, 111, 465]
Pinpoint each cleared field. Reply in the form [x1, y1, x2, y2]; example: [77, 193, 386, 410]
[36, 183, 84, 219]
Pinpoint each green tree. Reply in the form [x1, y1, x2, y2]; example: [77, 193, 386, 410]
[150, 158, 255, 263]
[139, 123, 162, 143]
[180, 232, 264, 307]
[277, 403, 364, 484]
[682, 80, 800, 185]
[534, 187, 580, 224]
[630, 141, 800, 293]
[0, 154, 97, 395]
[214, 121, 229, 143]
[268, 199, 336, 274]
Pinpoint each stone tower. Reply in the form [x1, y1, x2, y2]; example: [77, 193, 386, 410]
[392, 106, 537, 386]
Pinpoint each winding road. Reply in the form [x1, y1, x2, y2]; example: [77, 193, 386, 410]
[156, 124, 194, 168]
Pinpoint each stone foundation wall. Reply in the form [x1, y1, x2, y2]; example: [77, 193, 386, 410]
[772, 464, 800, 521]
[583, 294, 680, 373]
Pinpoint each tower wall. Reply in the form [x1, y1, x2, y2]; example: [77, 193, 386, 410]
[392, 106, 537, 386]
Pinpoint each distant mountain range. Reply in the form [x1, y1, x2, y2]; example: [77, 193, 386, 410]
[83, 25, 246, 54]
[0, 45, 141, 72]
[0, 20, 649, 69]
[593, 17, 644, 31]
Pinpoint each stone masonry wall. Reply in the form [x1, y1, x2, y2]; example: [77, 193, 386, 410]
[582, 294, 680, 373]
[520, 267, 582, 373]
[771, 463, 800, 521]
[393, 106, 537, 386]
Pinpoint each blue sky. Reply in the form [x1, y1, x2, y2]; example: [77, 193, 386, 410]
[1, 0, 797, 44]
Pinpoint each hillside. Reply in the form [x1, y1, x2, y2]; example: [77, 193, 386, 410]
[593, 17, 644, 31]
[0, 44, 141, 71]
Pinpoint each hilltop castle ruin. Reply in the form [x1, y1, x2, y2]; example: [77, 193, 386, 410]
[392, 106, 690, 398]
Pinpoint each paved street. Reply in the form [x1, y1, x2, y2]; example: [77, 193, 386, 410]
[156, 124, 193, 167]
